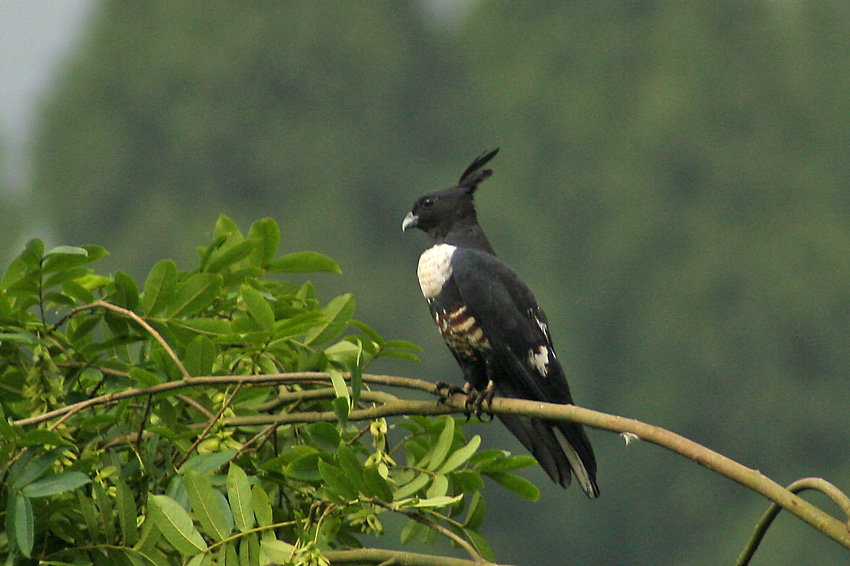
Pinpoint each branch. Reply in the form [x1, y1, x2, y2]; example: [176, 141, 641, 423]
[318, 548, 515, 566]
[12, 371, 850, 552]
[12, 372, 434, 427]
[221, 392, 850, 551]
[51, 300, 190, 379]
[737, 477, 850, 565]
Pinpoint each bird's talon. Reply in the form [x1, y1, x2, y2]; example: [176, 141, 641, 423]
[434, 381, 465, 405]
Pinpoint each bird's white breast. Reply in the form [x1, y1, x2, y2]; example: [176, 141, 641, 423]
[417, 244, 456, 299]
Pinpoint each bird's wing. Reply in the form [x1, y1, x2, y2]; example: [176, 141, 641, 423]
[449, 248, 573, 403]
[450, 248, 599, 497]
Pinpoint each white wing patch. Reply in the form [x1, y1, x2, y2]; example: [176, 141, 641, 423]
[528, 345, 551, 377]
[530, 309, 551, 342]
[417, 244, 456, 299]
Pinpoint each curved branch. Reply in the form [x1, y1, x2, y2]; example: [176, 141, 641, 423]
[12, 371, 850, 552]
[320, 548, 512, 566]
[51, 300, 190, 379]
[737, 477, 850, 565]
[223, 392, 850, 551]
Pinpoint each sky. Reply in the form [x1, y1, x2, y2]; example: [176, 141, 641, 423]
[0, 0, 93, 192]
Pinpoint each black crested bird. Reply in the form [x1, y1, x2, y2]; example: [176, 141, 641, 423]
[401, 149, 599, 498]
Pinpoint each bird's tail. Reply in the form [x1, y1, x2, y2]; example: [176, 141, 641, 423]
[496, 412, 600, 498]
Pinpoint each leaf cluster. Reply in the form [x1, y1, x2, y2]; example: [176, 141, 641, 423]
[0, 216, 534, 566]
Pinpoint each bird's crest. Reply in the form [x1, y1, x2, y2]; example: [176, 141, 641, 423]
[458, 148, 499, 192]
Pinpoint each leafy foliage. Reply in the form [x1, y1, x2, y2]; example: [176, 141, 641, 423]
[0, 216, 537, 565]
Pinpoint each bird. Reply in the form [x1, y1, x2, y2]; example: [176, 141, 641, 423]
[401, 148, 599, 498]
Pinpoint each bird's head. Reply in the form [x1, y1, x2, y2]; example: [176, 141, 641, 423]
[402, 148, 499, 240]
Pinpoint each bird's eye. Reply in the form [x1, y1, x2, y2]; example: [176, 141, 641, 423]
[422, 197, 435, 208]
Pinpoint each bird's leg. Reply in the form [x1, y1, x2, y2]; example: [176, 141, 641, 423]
[462, 380, 495, 421]
[474, 380, 496, 421]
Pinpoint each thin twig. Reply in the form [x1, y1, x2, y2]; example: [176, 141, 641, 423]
[369, 498, 489, 565]
[50, 300, 190, 379]
[235, 422, 280, 457]
[136, 395, 154, 453]
[174, 383, 244, 470]
[177, 394, 215, 419]
[736, 477, 850, 565]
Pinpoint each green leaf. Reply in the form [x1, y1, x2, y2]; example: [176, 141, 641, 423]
[304, 293, 355, 346]
[116, 477, 140, 546]
[403, 494, 463, 509]
[247, 218, 280, 268]
[221, 541, 239, 566]
[336, 443, 366, 494]
[487, 472, 541, 501]
[115, 547, 162, 566]
[10, 491, 34, 557]
[23, 238, 45, 261]
[0, 405, 19, 441]
[327, 367, 350, 408]
[393, 472, 430, 500]
[464, 527, 495, 562]
[42, 265, 91, 290]
[130, 367, 163, 387]
[42, 244, 108, 273]
[238, 532, 260, 566]
[266, 251, 341, 274]
[464, 490, 486, 529]
[168, 273, 223, 318]
[8, 447, 67, 488]
[400, 518, 424, 545]
[47, 244, 87, 256]
[425, 416, 455, 471]
[318, 460, 358, 501]
[304, 422, 340, 452]
[184, 469, 230, 542]
[186, 552, 213, 566]
[142, 259, 178, 316]
[213, 214, 244, 243]
[93, 481, 116, 541]
[77, 491, 101, 544]
[439, 434, 481, 474]
[21, 428, 71, 446]
[147, 494, 208, 555]
[179, 450, 238, 475]
[363, 465, 393, 502]
[113, 270, 140, 309]
[260, 539, 296, 563]
[21, 471, 91, 498]
[184, 335, 218, 376]
[427, 474, 449, 499]
[206, 239, 258, 274]
[474, 454, 538, 473]
[62, 279, 95, 303]
[332, 396, 349, 425]
[285, 452, 323, 482]
[251, 484, 273, 528]
[241, 285, 274, 332]
[227, 463, 254, 532]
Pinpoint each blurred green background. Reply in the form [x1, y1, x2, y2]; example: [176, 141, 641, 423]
[4, 1, 850, 564]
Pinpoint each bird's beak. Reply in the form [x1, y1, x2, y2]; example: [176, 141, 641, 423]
[401, 212, 418, 232]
